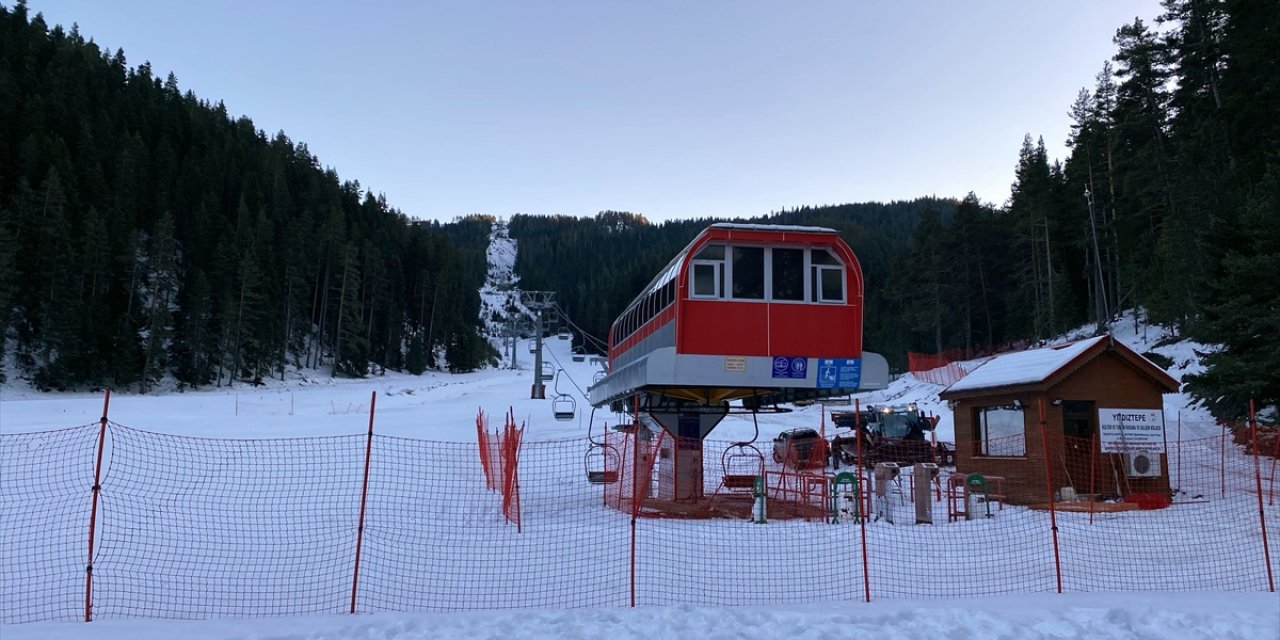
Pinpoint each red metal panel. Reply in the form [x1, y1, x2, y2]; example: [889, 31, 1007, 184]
[678, 300, 860, 357]
[768, 302, 860, 357]
[679, 300, 768, 356]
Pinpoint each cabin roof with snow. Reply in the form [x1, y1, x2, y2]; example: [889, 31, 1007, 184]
[938, 336, 1179, 400]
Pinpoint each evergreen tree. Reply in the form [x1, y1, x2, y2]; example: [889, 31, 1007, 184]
[1111, 18, 1180, 324]
[333, 243, 368, 377]
[1007, 136, 1065, 339]
[1185, 163, 1280, 418]
[140, 211, 178, 392]
[0, 200, 16, 382]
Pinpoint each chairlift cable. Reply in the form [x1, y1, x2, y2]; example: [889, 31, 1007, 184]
[554, 303, 608, 350]
[552, 303, 610, 352]
[543, 346, 591, 401]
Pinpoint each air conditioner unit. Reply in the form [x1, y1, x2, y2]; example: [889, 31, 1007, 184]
[1124, 452, 1162, 478]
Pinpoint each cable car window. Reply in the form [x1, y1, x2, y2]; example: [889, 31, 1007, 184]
[695, 245, 725, 260]
[731, 247, 764, 299]
[811, 249, 840, 265]
[771, 248, 805, 301]
[692, 262, 721, 298]
[820, 268, 844, 301]
[810, 249, 845, 303]
[691, 244, 725, 299]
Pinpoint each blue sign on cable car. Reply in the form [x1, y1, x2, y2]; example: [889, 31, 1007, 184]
[772, 356, 807, 379]
[816, 358, 861, 389]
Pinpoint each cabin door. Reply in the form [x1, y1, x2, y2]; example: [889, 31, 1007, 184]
[1060, 401, 1096, 496]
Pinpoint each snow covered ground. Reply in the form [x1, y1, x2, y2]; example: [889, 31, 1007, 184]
[2, 223, 1277, 638]
[5, 592, 1277, 640]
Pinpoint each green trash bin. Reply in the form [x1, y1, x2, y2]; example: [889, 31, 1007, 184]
[830, 471, 861, 524]
[965, 472, 992, 519]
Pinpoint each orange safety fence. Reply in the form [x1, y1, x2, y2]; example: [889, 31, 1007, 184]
[475, 408, 524, 528]
[500, 409, 525, 530]
[906, 352, 969, 386]
[475, 409, 497, 490]
[1, 406, 1275, 623]
[908, 341, 1034, 386]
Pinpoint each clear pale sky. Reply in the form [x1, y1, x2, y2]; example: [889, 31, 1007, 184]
[27, 1, 1163, 222]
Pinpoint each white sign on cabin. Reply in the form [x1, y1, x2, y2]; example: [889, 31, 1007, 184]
[1097, 408, 1166, 453]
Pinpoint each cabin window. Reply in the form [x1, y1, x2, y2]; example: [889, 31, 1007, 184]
[771, 248, 805, 301]
[731, 247, 765, 299]
[690, 244, 725, 298]
[974, 405, 1026, 457]
[692, 263, 721, 298]
[810, 249, 845, 303]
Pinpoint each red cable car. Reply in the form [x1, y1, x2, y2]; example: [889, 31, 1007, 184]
[589, 223, 888, 412]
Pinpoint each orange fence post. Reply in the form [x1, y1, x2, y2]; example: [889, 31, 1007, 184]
[856, 399, 870, 603]
[1039, 398, 1063, 594]
[629, 395, 639, 608]
[476, 409, 494, 490]
[84, 388, 111, 623]
[1176, 411, 1182, 492]
[1250, 400, 1275, 592]
[1221, 422, 1227, 499]
[350, 391, 376, 614]
[1089, 431, 1097, 525]
[1269, 424, 1279, 507]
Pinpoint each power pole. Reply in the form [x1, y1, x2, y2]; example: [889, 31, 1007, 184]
[507, 316, 533, 371]
[504, 317, 517, 370]
[520, 291, 556, 399]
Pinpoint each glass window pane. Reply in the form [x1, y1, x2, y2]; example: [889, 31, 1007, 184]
[811, 249, 840, 266]
[820, 268, 843, 301]
[695, 244, 725, 260]
[693, 263, 717, 297]
[731, 247, 764, 299]
[980, 408, 1026, 456]
[771, 248, 804, 301]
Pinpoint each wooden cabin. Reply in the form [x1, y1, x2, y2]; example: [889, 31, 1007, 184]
[938, 336, 1179, 507]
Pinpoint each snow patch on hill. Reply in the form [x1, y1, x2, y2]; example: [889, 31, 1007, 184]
[476, 219, 534, 368]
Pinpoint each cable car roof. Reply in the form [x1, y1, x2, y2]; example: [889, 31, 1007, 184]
[708, 222, 838, 233]
[616, 223, 845, 319]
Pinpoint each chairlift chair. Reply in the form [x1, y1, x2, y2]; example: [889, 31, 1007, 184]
[540, 362, 555, 381]
[592, 370, 606, 384]
[553, 394, 576, 421]
[721, 443, 765, 492]
[719, 406, 765, 492]
[584, 407, 620, 484]
[585, 443, 620, 484]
